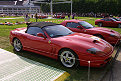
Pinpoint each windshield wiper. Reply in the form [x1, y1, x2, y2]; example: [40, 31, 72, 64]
[87, 27, 93, 29]
[68, 32, 73, 34]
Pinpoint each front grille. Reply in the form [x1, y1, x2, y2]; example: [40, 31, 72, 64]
[105, 57, 112, 62]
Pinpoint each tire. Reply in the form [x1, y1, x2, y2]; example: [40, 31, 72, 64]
[13, 38, 23, 52]
[59, 49, 79, 68]
[98, 22, 103, 27]
[118, 24, 121, 28]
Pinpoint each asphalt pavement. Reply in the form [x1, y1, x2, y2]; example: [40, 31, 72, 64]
[101, 48, 121, 81]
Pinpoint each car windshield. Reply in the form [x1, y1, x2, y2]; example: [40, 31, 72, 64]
[111, 18, 120, 21]
[79, 21, 94, 29]
[43, 25, 73, 38]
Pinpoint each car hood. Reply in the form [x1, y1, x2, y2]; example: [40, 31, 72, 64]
[115, 21, 121, 23]
[63, 33, 101, 43]
[95, 19, 101, 21]
[88, 27, 112, 32]
[88, 27, 121, 37]
[54, 33, 113, 56]
[54, 33, 111, 48]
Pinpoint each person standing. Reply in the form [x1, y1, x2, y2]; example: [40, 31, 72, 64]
[25, 14, 30, 22]
[68, 13, 70, 20]
[72, 13, 75, 19]
[35, 13, 38, 22]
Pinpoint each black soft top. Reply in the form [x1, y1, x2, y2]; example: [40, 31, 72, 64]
[27, 22, 59, 28]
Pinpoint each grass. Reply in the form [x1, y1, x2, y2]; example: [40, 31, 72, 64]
[0, 17, 120, 81]
[0, 16, 24, 18]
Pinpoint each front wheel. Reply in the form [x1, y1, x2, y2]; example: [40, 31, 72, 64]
[98, 22, 103, 27]
[59, 49, 79, 68]
[118, 24, 121, 28]
[13, 38, 23, 52]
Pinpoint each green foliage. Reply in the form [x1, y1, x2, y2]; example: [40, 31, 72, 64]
[41, 0, 121, 15]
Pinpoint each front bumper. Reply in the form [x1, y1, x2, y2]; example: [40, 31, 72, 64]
[109, 38, 121, 45]
[79, 49, 116, 67]
[115, 39, 121, 45]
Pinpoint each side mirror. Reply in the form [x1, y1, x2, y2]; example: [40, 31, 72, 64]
[77, 26, 83, 29]
[37, 33, 46, 38]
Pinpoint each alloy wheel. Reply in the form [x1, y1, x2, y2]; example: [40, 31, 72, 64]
[60, 50, 76, 68]
[13, 38, 22, 52]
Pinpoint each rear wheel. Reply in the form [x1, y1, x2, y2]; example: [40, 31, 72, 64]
[118, 24, 121, 28]
[13, 38, 23, 52]
[59, 49, 79, 68]
[98, 22, 103, 27]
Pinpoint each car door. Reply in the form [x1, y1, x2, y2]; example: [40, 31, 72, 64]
[104, 18, 115, 27]
[65, 22, 83, 33]
[23, 27, 52, 54]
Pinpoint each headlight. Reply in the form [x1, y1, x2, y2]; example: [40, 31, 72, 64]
[87, 48, 105, 56]
[110, 34, 115, 37]
[87, 48, 99, 54]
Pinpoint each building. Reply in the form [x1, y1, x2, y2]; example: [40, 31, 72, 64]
[0, 0, 40, 15]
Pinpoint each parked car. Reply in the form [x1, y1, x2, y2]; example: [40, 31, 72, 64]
[36, 14, 48, 19]
[53, 13, 65, 19]
[4, 22, 13, 25]
[10, 22, 114, 68]
[0, 14, 7, 17]
[95, 17, 121, 28]
[61, 20, 121, 45]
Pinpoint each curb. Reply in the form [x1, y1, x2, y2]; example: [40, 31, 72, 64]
[53, 72, 70, 81]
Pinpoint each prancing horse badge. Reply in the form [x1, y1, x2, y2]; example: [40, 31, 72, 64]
[48, 40, 51, 43]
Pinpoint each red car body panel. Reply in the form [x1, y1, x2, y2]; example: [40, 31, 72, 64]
[95, 18, 121, 27]
[10, 26, 114, 67]
[61, 20, 121, 45]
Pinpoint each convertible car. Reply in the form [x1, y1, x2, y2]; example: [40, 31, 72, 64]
[95, 17, 121, 28]
[61, 20, 121, 45]
[10, 22, 114, 68]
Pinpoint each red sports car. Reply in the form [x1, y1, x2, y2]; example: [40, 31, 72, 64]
[10, 22, 114, 68]
[36, 14, 48, 19]
[95, 17, 121, 28]
[61, 20, 121, 45]
[53, 13, 65, 19]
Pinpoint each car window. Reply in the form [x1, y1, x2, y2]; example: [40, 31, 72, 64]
[79, 21, 94, 29]
[111, 18, 117, 21]
[104, 18, 111, 21]
[66, 22, 80, 28]
[43, 25, 73, 38]
[111, 18, 119, 21]
[27, 27, 44, 36]
[101, 19, 104, 20]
